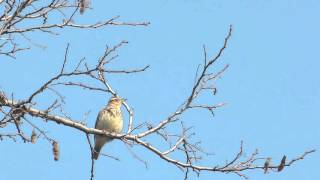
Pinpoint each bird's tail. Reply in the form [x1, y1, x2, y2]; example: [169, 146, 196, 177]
[92, 145, 101, 160]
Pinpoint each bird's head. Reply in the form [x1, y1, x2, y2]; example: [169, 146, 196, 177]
[107, 96, 126, 109]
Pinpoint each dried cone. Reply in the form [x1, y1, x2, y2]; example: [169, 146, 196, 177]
[31, 130, 37, 144]
[79, 0, 87, 14]
[0, 91, 6, 103]
[52, 141, 59, 161]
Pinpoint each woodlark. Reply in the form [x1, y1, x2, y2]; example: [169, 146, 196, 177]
[93, 97, 124, 160]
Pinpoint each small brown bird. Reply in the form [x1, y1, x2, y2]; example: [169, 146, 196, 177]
[93, 97, 124, 160]
[264, 157, 271, 174]
[278, 155, 286, 172]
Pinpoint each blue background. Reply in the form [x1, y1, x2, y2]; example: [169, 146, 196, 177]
[0, 0, 319, 179]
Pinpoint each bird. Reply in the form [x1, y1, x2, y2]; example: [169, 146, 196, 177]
[264, 157, 271, 174]
[277, 155, 286, 172]
[93, 96, 124, 160]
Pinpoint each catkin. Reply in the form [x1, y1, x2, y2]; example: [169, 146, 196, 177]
[52, 141, 59, 161]
[31, 130, 37, 144]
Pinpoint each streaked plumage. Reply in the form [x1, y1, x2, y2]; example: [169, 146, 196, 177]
[93, 97, 124, 160]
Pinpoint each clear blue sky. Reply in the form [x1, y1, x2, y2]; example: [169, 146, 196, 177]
[1, 0, 319, 179]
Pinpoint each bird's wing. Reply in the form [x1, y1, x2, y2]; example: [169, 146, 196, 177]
[95, 109, 103, 129]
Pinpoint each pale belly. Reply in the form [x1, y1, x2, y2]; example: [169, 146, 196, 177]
[96, 109, 123, 133]
[100, 116, 123, 133]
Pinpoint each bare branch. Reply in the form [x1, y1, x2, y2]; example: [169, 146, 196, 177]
[86, 134, 95, 180]
[0, 4, 314, 178]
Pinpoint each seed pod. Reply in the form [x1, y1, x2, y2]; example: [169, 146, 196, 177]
[52, 141, 59, 161]
[31, 130, 37, 144]
[278, 155, 286, 172]
[0, 91, 6, 104]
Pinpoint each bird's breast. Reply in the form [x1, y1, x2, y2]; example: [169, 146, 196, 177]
[97, 109, 123, 133]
